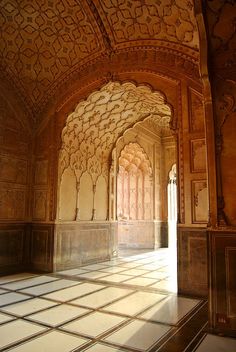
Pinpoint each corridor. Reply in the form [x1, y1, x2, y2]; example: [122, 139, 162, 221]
[0, 249, 235, 351]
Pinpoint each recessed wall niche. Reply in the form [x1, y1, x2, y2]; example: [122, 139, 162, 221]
[117, 142, 153, 221]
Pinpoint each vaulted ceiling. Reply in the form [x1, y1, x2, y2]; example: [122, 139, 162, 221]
[0, 0, 199, 125]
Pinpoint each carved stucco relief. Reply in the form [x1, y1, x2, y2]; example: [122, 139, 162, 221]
[58, 81, 172, 221]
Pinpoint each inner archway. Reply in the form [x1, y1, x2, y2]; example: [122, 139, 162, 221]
[117, 142, 153, 248]
[114, 117, 177, 251]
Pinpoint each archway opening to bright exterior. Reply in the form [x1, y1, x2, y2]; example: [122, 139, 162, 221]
[113, 109, 177, 271]
[168, 163, 177, 249]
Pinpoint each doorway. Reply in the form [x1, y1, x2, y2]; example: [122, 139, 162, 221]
[167, 163, 177, 248]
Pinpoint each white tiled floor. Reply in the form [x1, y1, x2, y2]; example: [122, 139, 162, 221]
[81, 264, 110, 271]
[75, 271, 109, 279]
[119, 268, 150, 276]
[122, 277, 157, 286]
[1, 275, 59, 291]
[0, 320, 47, 350]
[117, 262, 142, 268]
[151, 278, 178, 292]
[0, 273, 36, 285]
[0, 292, 31, 307]
[6, 331, 89, 352]
[61, 311, 127, 338]
[28, 304, 91, 326]
[43, 282, 105, 302]
[0, 289, 8, 294]
[19, 279, 79, 296]
[102, 291, 166, 316]
[1, 297, 57, 316]
[57, 268, 89, 276]
[195, 334, 236, 352]
[97, 273, 132, 283]
[143, 271, 169, 279]
[139, 296, 200, 324]
[0, 249, 224, 352]
[0, 311, 15, 324]
[104, 320, 171, 350]
[98, 266, 128, 274]
[71, 286, 133, 308]
[83, 343, 127, 351]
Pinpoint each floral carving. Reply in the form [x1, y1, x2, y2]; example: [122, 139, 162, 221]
[60, 81, 171, 188]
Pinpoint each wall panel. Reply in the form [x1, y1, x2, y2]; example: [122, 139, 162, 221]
[178, 226, 207, 297]
[208, 230, 236, 333]
[54, 222, 117, 271]
[31, 223, 54, 272]
[0, 223, 30, 274]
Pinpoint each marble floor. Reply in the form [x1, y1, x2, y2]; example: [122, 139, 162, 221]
[0, 248, 235, 351]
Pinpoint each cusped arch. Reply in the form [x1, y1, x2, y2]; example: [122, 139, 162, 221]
[60, 81, 172, 181]
[57, 81, 173, 222]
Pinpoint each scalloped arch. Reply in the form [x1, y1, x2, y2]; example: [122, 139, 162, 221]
[60, 80, 172, 182]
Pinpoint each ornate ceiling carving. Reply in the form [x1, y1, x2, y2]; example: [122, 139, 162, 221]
[0, 0, 198, 122]
[0, 0, 104, 112]
[95, 0, 199, 49]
